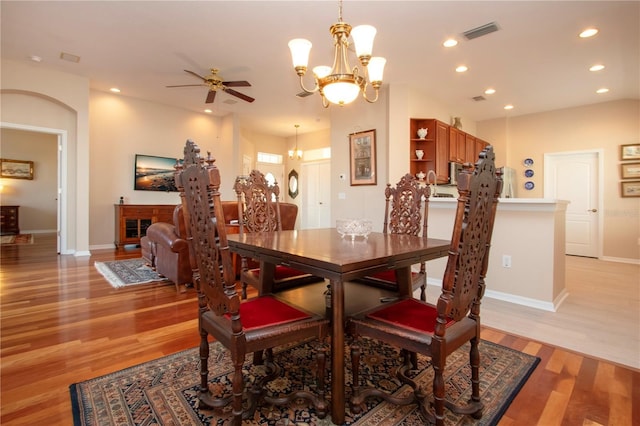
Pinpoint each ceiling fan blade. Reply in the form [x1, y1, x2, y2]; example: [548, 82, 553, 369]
[224, 88, 255, 103]
[222, 80, 251, 87]
[184, 69, 209, 82]
[166, 84, 208, 88]
[205, 90, 217, 104]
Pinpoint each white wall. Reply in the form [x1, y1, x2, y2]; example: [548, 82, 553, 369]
[477, 99, 640, 261]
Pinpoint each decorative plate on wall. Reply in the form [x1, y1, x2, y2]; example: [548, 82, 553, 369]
[523, 158, 534, 166]
[524, 181, 535, 190]
[524, 169, 534, 178]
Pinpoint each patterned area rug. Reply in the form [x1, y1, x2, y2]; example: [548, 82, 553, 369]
[0, 234, 34, 245]
[94, 258, 169, 288]
[70, 337, 539, 425]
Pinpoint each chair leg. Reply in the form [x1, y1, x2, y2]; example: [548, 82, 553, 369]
[419, 283, 426, 301]
[315, 341, 328, 418]
[432, 357, 446, 426]
[198, 327, 209, 399]
[242, 281, 248, 299]
[349, 339, 363, 414]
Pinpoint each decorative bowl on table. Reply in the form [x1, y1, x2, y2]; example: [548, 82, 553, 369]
[336, 218, 372, 241]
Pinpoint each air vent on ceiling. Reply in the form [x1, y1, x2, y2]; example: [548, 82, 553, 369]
[60, 52, 81, 63]
[472, 95, 487, 102]
[296, 91, 313, 98]
[463, 22, 499, 40]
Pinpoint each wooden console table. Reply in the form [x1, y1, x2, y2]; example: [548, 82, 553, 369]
[114, 204, 176, 248]
[0, 205, 20, 235]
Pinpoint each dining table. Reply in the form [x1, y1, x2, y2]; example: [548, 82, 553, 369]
[226, 228, 450, 425]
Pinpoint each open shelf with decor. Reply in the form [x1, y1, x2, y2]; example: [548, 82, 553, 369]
[409, 118, 449, 183]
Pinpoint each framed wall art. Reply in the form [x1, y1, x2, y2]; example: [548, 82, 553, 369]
[620, 144, 640, 161]
[349, 129, 377, 186]
[0, 158, 34, 180]
[134, 154, 179, 192]
[621, 181, 640, 197]
[621, 162, 640, 179]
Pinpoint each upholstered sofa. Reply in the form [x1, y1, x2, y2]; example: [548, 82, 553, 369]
[140, 201, 301, 292]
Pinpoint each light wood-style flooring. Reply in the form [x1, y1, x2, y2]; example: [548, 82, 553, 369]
[1, 233, 638, 425]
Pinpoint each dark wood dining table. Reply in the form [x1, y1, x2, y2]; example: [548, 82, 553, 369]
[227, 228, 450, 425]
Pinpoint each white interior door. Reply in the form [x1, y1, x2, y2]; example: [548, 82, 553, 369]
[544, 151, 600, 257]
[302, 161, 331, 229]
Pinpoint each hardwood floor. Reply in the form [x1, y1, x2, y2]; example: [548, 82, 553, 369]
[1, 233, 638, 425]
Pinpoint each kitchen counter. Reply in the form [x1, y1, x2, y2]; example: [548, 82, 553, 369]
[427, 198, 569, 311]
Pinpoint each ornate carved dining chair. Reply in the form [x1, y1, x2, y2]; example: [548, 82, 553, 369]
[176, 141, 329, 424]
[347, 146, 502, 425]
[234, 169, 323, 299]
[357, 173, 431, 301]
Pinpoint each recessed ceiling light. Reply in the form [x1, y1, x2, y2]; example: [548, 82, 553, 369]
[29, 55, 42, 62]
[443, 38, 458, 48]
[579, 28, 598, 38]
[596, 88, 609, 94]
[504, 104, 514, 110]
[455, 65, 468, 73]
[589, 64, 605, 72]
[109, 88, 121, 93]
[484, 88, 496, 95]
[204, 109, 213, 113]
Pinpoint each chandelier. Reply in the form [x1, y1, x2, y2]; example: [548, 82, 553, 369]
[288, 0, 386, 107]
[288, 124, 303, 160]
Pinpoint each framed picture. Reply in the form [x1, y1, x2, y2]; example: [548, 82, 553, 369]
[0, 158, 34, 180]
[349, 129, 377, 186]
[621, 181, 640, 197]
[620, 144, 640, 161]
[134, 154, 179, 192]
[621, 162, 640, 179]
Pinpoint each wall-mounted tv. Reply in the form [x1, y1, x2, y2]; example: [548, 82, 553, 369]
[134, 154, 179, 192]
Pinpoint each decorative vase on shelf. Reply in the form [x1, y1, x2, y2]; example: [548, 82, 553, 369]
[415, 149, 424, 160]
[452, 117, 462, 129]
[416, 171, 426, 180]
[417, 128, 428, 139]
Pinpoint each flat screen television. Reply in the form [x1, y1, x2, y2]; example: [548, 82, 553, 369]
[134, 154, 179, 192]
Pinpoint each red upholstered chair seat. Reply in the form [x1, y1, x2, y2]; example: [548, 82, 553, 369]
[225, 296, 311, 330]
[366, 298, 454, 334]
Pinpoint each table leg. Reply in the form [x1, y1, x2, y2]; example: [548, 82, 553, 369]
[258, 261, 276, 295]
[395, 266, 412, 296]
[330, 278, 345, 425]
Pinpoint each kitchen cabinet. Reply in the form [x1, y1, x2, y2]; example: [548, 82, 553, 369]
[409, 118, 449, 183]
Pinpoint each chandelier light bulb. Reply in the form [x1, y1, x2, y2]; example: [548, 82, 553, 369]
[288, 0, 385, 107]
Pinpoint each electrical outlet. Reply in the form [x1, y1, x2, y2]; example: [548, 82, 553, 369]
[502, 255, 512, 268]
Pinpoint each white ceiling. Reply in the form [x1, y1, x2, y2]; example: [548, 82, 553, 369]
[2, 1, 638, 137]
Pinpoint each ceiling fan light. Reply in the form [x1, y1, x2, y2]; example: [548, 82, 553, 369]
[367, 57, 386, 84]
[323, 81, 361, 105]
[351, 25, 376, 59]
[288, 38, 312, 68]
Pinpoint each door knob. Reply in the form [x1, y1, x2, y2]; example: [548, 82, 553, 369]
[587, 208, 597, 212]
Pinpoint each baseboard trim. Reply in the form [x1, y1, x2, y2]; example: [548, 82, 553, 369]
[600, 256, 640, 265]
[426, 278, 564, 312]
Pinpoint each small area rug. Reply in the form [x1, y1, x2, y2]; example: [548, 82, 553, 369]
[0, 234, 34, 245]
[70, 337, 539, 425]
[94, 258, 169, 288]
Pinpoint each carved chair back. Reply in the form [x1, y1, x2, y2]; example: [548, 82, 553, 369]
[438, 146, 503, 327]
[383, 173, 431, 237]
[234, 169, 282, 235]
[175, 140, 238, 317]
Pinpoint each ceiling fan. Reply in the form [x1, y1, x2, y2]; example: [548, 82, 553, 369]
[166, 68, 254, 104]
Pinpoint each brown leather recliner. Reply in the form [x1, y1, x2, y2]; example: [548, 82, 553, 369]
[139, 201, 301, 293]
[142, 205, 193, 292]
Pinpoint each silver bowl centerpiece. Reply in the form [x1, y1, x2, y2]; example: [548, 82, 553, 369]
[336, 218, 372, 241]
